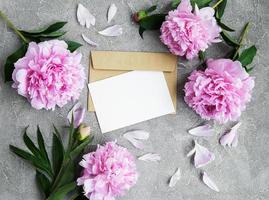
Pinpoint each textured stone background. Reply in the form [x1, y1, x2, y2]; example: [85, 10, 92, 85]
[0, 0, 269, 200]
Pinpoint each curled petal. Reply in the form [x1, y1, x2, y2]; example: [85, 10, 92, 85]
[124, 130, 150, 140]
[220, 122, 241, 147]
[107, 3, 117, 23]
[77, 3, 96, 28]
[188, 124, 214, 137]
[124, 136, 144, 149]
[82, 34, 98, 47]
[98, 25, 123, 37]
[169, 168, 181, 187]
[194, 141, 215, 168]
[67, 102, 85, 128]
[202, 172, 220, 192]
[138, 153, 161, 162]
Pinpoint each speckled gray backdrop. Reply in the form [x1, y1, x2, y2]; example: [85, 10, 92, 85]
[0, 0, 268, 200]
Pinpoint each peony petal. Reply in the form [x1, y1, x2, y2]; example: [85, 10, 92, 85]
[124, 130, 150, 140]
[98, 25, 123, 37]
[177, 0, 192, 13]
[82, 34, 98, 47]
[202, 172, 220, 192]
[169, 168, 181, 187]
[77, 3, 96, 28]
[138, 153, 161, 162]
[188, 124, 214, 137]
[124, 136, 145, 149]
[187, 146, 196, 157]
[67, 102, 85, 128]
[220, 122, 241, 147]
[107, 3, 117, 23]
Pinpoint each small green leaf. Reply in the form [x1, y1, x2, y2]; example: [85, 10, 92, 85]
[199, 51, 206, 62]
[20, 21, 67, 35]
[47, 182, 76, 200]
[22, 31, 66, 39]
[139, 14, 166, 31]
[216, 0, 227, 19]
[10, 145, 34, 161]
[146, 5, 157, 14]
[23, 130, 41, 158]
[66, 41, 83, 52]
[217, 20, 235, 32]
[36, 171, 51, 197]
[171, 0, 181, 9]
[139, 26, 146, 39]
[52, 133, 64, 175]
[193, 0, 212, 8]
[220, 31, 240, 47]
[4, 44, 28, 82]
[245, 66, 254, 73]
[238, 45, 257, 66]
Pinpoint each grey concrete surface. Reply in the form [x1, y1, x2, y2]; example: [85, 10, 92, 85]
[0, 0, 269, 200]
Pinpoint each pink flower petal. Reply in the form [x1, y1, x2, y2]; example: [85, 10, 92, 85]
[138, 153, 161, 162]
[177, 0, 192, 13]
[98, 25, 123, 37]
[202, 172, 220, 192]
[188, 124, 214, 137]
[124, 130, 149, 140]
[220, 122, 241, 147]
[124, 136, 144, 149]
[67, 102, 85, 128]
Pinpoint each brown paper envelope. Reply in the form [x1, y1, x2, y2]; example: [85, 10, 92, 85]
[88, 51, 177, 113]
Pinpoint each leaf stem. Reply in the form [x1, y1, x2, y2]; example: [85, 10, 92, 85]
[212, 0, 224, 9]
[232, 22, 250, 60]
[0, 10, 28, 44]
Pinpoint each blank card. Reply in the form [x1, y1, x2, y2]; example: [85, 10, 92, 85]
[88, 71, 175, 133]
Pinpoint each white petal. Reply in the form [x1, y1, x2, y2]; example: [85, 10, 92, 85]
[188, 124, 214, 137]
[107, 3, 117, 23]
[98, 25, 123, 37]
[220, 122, 241, 147]
[124, 130, 150, 140]
[169, 168, 181, 187]
[81, 34, 98, 47]
[202, 172, 220, 192]
[187, 147, 196, 157]
[194, 141, 215, 168]
[138, 153, 161, 162]
[124, 136, 145, 149]
[77, 4, 96, 28]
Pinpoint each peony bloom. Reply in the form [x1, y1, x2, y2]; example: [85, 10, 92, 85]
[77, 142, 138, 200]
[12, 40, 85, 110]
[160, 0, 221, 60]
[184, 59, 255, 123]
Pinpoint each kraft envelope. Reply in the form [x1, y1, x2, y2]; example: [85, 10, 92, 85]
[88, 71, 175, 133]
[88, 51, 178, 112]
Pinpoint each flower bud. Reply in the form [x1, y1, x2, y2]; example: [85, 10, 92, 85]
[78, 124, 91, 141]
[132, 10, 147, 23]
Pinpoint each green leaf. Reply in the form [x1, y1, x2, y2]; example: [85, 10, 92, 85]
[52, 133, 64, 175]
[193, 0, 212, 8]
[70, 136, 94, 159]
[66, 41, 83, 52]
[47, 182, 76, 200]
[20, 21, 67, 35]
[146, 5, 157, 14]
[4, 44, 28, 82]
[37, 127, 51, 165]
[23, 130, 41, 158]
[56, 160, 76, 188]
[10, 145, 34, 161]
[22, 31, 66, 39]
[238, 45, 257, 66]
[36, 171, 51, 197]
[245, 66, 254, 73]
[220, 31, 240, 47]
[199, 51, 205, 62]
[139, 26, 146, 39]
[171, 0, 181, 9]
[216, 0, 227, 19]
[217, 20, 235, 32]
[139, 14, 166, 30]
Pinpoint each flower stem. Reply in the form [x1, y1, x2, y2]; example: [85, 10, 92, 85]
[0, 10, 28, 44]
[232, 22, 250, 59]
[212, 0, 224, 9]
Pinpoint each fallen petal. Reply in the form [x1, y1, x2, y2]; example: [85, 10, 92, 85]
[81, 34, 98, 47]
[169, 168, 181, 187]
[202, 172, 220, 192]
[124, 136, 144, 149]
[124, 130, 150, 140]
[194, 141, 215, 168]
[188, 124, 214, 137]
[187, 146, 196, 157]
[77, 3, 96, 28]
[98, 25, 123, 37]
[220, 122, 241, 147]
[107, 3, 117, 23]
[138, 153, 161, 162]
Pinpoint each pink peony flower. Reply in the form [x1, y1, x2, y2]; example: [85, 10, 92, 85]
[160, 0, 221, 60]
[12, 40, 85, 110]
[77, 142, 138, 200]
[184, 59, 255, 123]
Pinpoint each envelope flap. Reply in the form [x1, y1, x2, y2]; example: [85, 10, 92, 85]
[91, 51, 177, 72]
